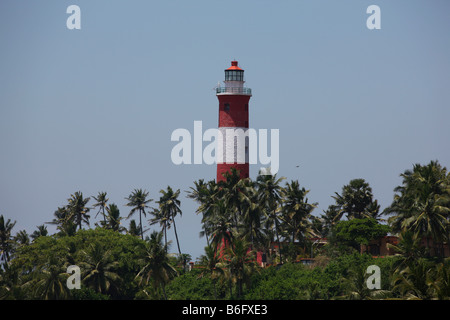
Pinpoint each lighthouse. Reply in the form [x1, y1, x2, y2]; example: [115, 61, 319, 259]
[216, 61, 252, 182]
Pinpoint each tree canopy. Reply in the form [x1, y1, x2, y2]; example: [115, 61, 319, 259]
[0, 160, 449, 300]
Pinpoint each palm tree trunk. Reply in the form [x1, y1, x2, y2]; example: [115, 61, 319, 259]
[173, 219, 182, 255]
[161, 283, 168, 300]
[164, 222, 168, 250]
[233, 209, 239, 232]
[139, 209, 144, 240]
[238, 278, 243, 298]
[274, 211, 283, 264]
[213, 279, 218, 300]
[250, 220, 254, 248]
[205, 230, 210, 246]
[292, 227, 296, 244]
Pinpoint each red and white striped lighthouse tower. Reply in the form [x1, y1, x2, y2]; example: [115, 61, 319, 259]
[216, 60, 252, 182]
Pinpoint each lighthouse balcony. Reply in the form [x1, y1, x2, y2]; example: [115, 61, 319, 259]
[216, 87, 252, 95]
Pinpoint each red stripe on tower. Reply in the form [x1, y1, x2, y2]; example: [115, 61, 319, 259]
[216, 61, 252, 182]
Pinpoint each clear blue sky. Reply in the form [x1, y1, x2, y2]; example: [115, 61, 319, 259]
[1, 0, 449, 260]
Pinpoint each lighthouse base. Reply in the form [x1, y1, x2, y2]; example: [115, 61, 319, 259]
[217, 163, 249, 182]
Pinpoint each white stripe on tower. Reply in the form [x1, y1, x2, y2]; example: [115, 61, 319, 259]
[216, 127, 249, 164]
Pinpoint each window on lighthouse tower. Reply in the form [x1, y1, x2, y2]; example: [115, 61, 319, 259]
[224, 103, 230, 111]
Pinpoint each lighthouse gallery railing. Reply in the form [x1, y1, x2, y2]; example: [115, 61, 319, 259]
[216, 87, 252, 95]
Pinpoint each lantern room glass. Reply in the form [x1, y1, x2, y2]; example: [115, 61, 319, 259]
[225, 70, 244, 81]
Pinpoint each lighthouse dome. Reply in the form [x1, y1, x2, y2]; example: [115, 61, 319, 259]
[225, 61, 244, 81]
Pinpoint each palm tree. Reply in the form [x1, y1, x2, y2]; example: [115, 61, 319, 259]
[101, 203, 126, 233]
[392, 258, 435, 299]
[339, 265, 390, 300]
[149, 208, 170, 249]
[257, 171, 286, 263]
[58, 220, 78, 237]
[31, 254, 71, 300]
[332, 178, 380, 222]
[387, 230, 425, 272]
[282, 180, 317, 244]
[187, 179, 214, 215]
[187, 179, 219, 244]
[127, 219, 142, 237]
[208, 199, 234, 253]
[221, 238, 258, 298]
[0, 263, 22, 300]
[80, 242, 121, 296]
[14, 230, 30, 247]
[218, 168, 252, 231]
[0, 215, 16, 264]
[157, 186, 183, 256]
[136, 231, 177, 300]
[385, 161, 450, 254]
[125, 189, 152, 240]
[31, 225, 48, 240]
[198, 245, 224, 299]
[66, 191, 91, 231]
[240, 185, 267, 251]
[92, 191, 109, 223]
[317, 205, 341, 238]
[431, 259, 450, 299]
[47, 206, 76, 236]
[391, 257, 450, 300]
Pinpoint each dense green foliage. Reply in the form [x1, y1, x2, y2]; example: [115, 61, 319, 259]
[165, 253, 449, 300]
[0, 160, 449, 299]
[4, 229, 146, 299]
[332, 218, 391, 252]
